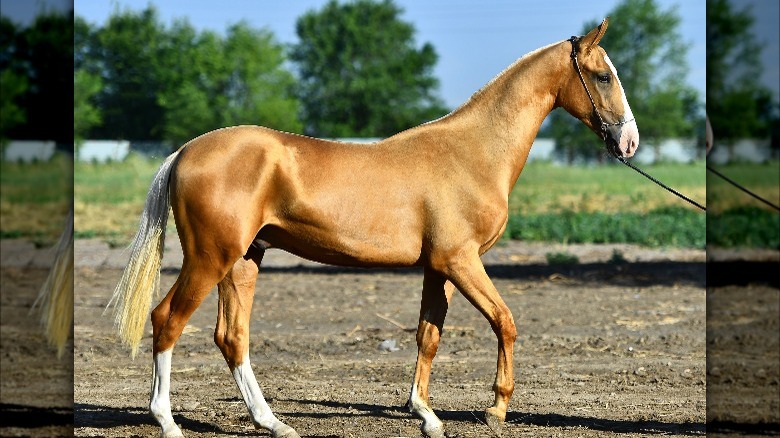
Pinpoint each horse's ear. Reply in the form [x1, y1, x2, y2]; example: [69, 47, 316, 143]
[579, 18, 609, 55]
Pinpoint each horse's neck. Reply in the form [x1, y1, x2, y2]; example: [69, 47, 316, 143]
[432, 41, 567, 195]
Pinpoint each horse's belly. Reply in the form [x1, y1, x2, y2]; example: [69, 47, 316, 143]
[259, 213, 424, 268]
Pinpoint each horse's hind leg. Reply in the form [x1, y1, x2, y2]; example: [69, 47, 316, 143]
[214, 247, 300, 438]
[149, 258, 234, 438]
[408, 267, 456, 438]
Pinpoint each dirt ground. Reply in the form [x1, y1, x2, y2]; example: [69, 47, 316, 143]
[66, 239, 711, 438]
[706, 281, 780, 436]
[5, 238, 774, 437]
[0, 267, 74, 438]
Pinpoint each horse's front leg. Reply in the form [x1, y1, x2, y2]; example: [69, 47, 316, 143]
[214, 252, 300, 438]
[442, 251, 517, 435]
[408, 268, 455, 438]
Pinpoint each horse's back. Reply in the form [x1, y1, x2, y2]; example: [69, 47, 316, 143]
[169, 125, 427, 267]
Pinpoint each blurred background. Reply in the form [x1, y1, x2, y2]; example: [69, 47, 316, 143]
[1, 0, 728, 250]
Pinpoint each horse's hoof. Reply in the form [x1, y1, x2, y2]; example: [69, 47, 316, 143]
[421, 423, 446, 438]
[272, 425, 301, 438]
[485, 408, 504, 437]
[160, 426, 184, 438]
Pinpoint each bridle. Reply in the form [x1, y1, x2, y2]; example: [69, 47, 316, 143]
[567, 36, 706, 211]
[568, 36, 635, 149]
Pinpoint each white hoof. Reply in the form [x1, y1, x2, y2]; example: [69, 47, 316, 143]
[272, 424, 301, 438]
[160, 424, 184, 438]
[421, 422, 446, 438]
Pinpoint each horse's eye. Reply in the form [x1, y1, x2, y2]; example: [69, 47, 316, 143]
[597, 73, 611, 84]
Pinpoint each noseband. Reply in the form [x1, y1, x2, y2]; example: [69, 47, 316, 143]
[568, 36, 634, 144]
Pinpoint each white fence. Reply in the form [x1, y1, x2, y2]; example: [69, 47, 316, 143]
[707, 139, 774, 164]
[2, 141, 56, 163]
[77, 140, 130, 162]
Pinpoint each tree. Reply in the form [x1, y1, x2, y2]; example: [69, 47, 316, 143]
[155, 20, 302, 145]
[290, 0, 448, 137]
[0, 68, 28, 145]
[74, 69, 102, 146]
[80, 7, 168, 141]
[545, 0, 701, 163]
[0, 18, 25, 144]
[707, 0, 777, 157]
[76, 7, 302, 145]
[1, 12, 73, 144]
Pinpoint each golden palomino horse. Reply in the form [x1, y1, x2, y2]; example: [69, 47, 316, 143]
[109, 18, 638, 438]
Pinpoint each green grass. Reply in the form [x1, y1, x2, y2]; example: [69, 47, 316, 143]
[545, 251, 580, 265]
[704, 161, 779, 249]
[708, 207, 780, 248]
[73, 153, 170, 242]
[0, 154, 72, 244]
[509, 160, 706, 214]
[706, 160, 780, 213]
[505, 207, 706, 248]
[2, 154, 778, 248]
[74, 153, 161, 204]
[0, 153, 73, 203]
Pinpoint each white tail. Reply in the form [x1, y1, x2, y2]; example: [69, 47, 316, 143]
[107, 151, 180, 358]
[32, 209, 74, 358]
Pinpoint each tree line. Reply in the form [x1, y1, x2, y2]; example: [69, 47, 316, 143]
[1, 11, 73, 145]
[4, 0, 774, 161]
[72, 0, 448, 147]
[707, 0, 779, 158]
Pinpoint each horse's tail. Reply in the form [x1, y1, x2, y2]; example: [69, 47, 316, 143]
[107, 150, 180, 358]
[32, 209, 74, 358]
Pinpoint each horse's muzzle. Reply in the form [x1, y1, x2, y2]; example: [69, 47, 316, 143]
[605, 121, 638, 158]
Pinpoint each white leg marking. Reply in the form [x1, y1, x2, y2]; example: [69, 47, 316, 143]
[408, 380, 444, 437]
[150, 349, 184, 438]
[233, 354, 300, 437]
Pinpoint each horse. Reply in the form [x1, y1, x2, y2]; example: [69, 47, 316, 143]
[108, 18, 638, 438]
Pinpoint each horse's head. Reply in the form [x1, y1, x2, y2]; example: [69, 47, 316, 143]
[558, 18, 639, 158]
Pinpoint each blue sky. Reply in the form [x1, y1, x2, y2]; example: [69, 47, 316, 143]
[2, 1, 777, 107]
[71, 0, 707, 109]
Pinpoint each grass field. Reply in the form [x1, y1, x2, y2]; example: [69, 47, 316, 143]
[0, 154, 72, 245]
[706, 161, 780, 213]
[509, 160, 707, 214]
[5, 154, 777, 248]
[70, 155, 710, 247]
[705, 161, 780, 249]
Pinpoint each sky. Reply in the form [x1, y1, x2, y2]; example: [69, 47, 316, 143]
[1, 1, 777, 108]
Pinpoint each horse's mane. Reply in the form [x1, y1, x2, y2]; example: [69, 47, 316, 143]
[437, 40, 564, 123]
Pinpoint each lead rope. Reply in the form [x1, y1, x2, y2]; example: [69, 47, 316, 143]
[615, 156, 706, 211]
[706, 165, 780, 211]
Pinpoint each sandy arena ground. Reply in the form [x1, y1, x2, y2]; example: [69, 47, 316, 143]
[2, 237, 776, 437]
[63, 237, 713, 437]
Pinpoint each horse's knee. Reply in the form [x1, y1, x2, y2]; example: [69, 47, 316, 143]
[503, 316, 517, 345]
[491, 307, 517, 345]
[150, 302, 170, 339]
[416, 322, 441, 358]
